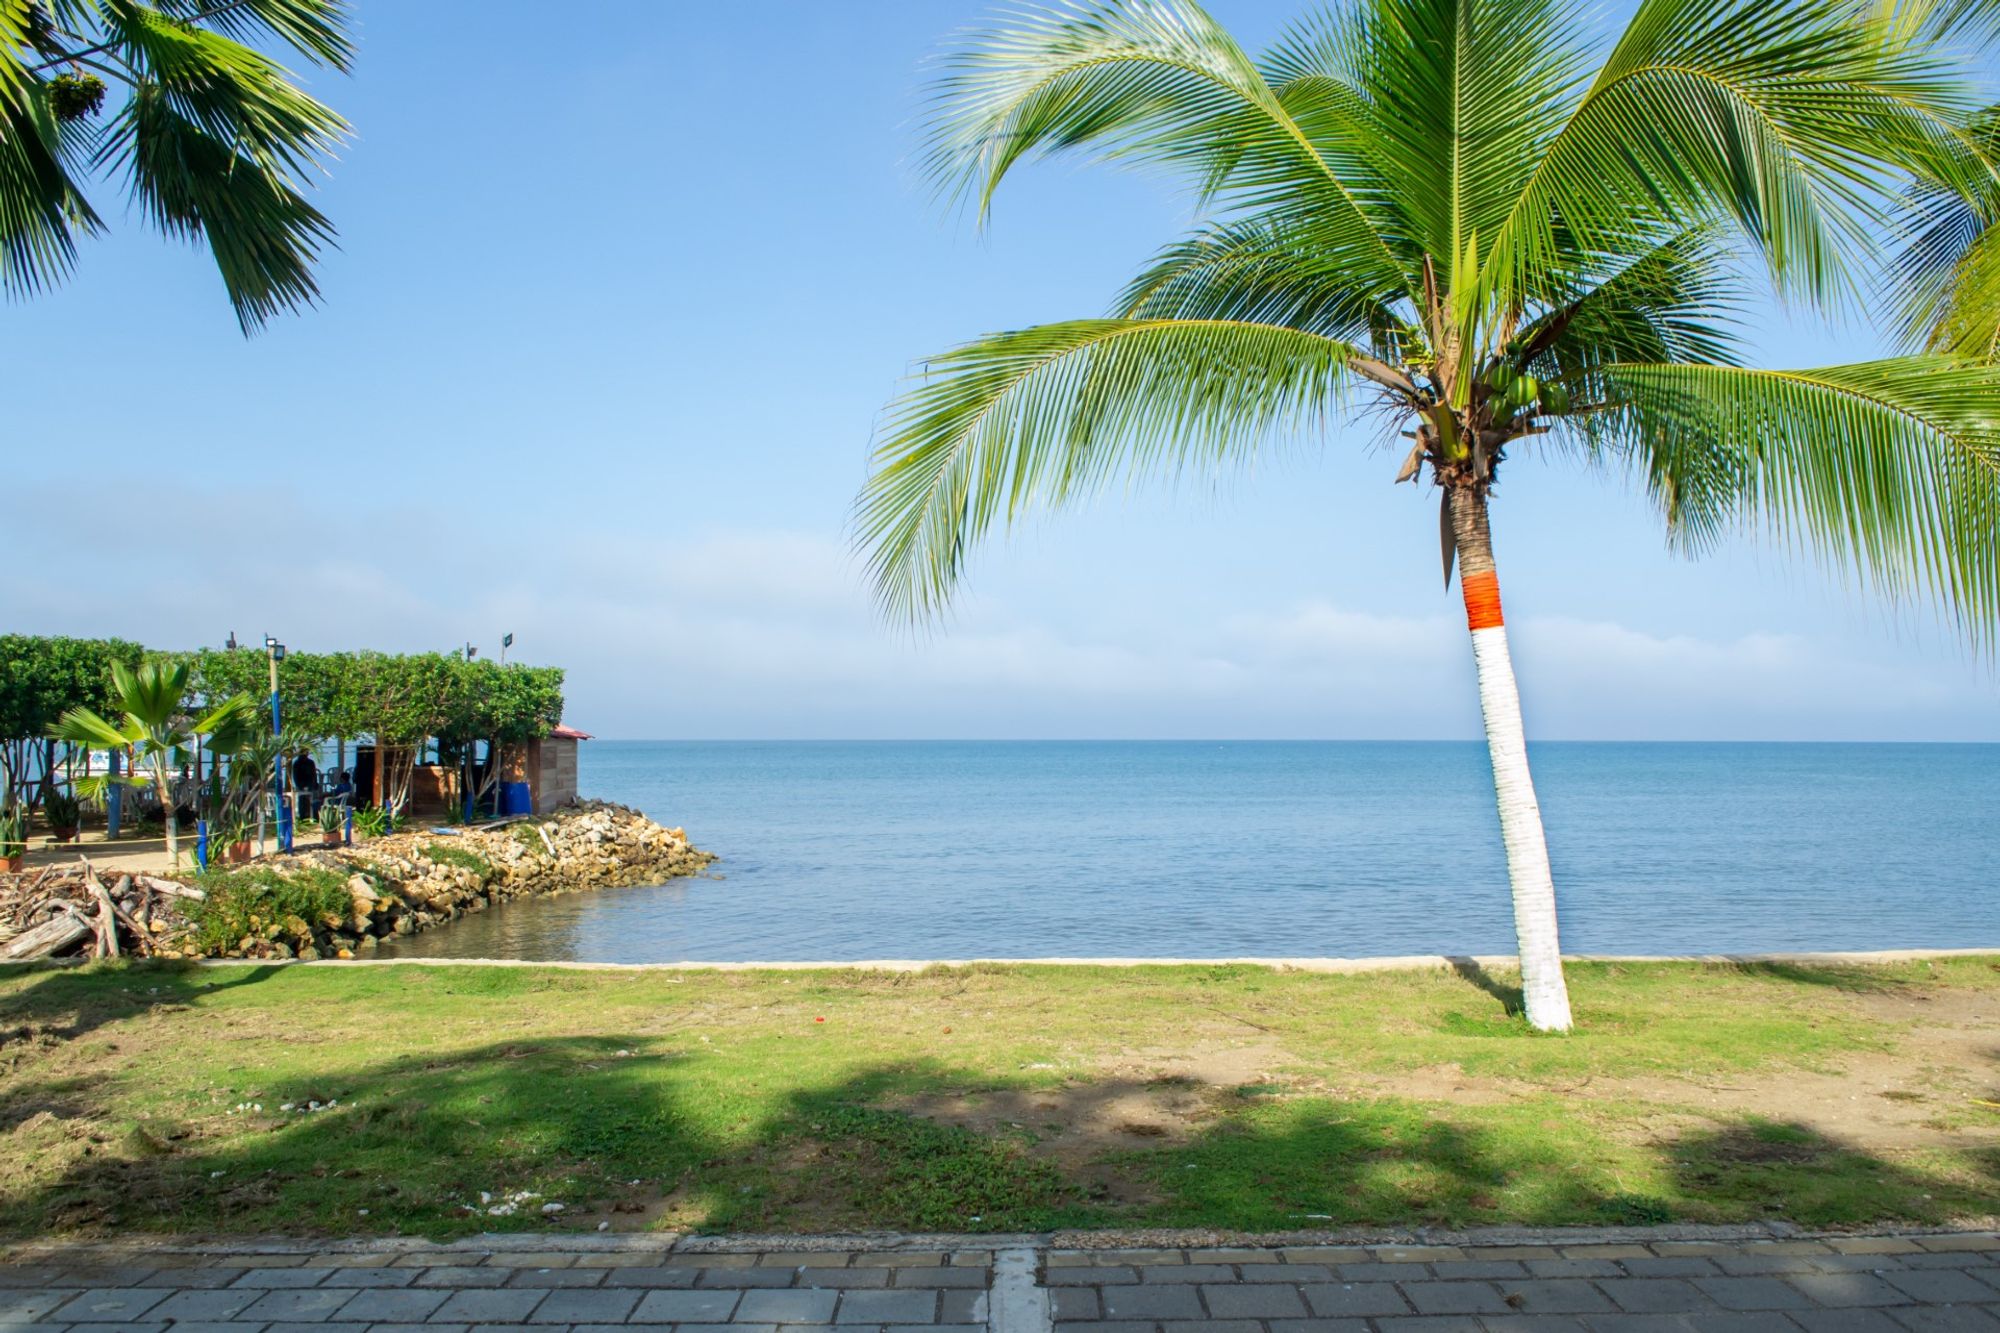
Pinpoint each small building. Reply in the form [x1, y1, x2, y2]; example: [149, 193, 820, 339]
[503, 724, 591, 814]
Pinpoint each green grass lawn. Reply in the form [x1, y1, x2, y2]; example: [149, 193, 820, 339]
[2, 957, 1996, 1239]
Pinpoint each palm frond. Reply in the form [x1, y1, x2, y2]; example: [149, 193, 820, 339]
[859, 317, 1369, 620]
[1520, 229, 1747, 382]
[1569, 358, 2000, 634]
[1489, 0, 1975, 309]
[924, 0, 1411, 296]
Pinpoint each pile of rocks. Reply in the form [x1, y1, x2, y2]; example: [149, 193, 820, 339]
[0, 802, 713, 961]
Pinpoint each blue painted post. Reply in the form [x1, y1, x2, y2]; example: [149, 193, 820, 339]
[196, 819, 209, 871]
[344, 804, 353, 847]
[269, 648, 290, 854]
[106, 749, 122, 839]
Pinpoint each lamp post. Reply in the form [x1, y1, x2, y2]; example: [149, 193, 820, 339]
[266, 635, 290, 853]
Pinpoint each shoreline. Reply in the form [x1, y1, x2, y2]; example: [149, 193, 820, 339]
[152, 945, 2000, 970]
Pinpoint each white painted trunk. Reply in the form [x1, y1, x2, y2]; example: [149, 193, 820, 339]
[1468, 621, 1572, 1032]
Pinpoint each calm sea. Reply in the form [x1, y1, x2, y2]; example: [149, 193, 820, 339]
[376, 741, 2000, 963]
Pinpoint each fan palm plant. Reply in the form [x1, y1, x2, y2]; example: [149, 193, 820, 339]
[2, 0, 352, 331]
[51, 659, 256, 867]
[856, 0, 2000, 1029]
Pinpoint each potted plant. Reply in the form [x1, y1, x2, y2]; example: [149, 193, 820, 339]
[318, 802, 346, 847]
[44, 789, 81, 843]
[213, 812, 254, 865]
[0, 802, 26, 873]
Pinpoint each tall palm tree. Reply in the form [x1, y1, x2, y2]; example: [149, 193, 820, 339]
[52, 658, 255, 867]
[2, 0, 352, 331]
[855, 0, 2000, 1030]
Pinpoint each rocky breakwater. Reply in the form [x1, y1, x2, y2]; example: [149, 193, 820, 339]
[0, 802, 713, 962]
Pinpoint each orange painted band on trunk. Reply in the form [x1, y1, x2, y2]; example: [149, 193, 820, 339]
[1462, 570, 1504, 630]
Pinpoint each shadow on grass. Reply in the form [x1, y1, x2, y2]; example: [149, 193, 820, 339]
[1712, 960, 1912, 993]
[2, 962, 1995, 1239]
[1444, 956, 1523, 1016]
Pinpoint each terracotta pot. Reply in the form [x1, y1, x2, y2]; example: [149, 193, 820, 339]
[53, 826, 78, 843]
[321, 831, 342, 847]
[0, 854, 22, 874]
[226, 840, 253, 865]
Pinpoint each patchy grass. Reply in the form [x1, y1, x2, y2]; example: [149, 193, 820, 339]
[184, 867, 353, 955]
[0, 956, 1995, 1239]
[419, 843, 493, 877]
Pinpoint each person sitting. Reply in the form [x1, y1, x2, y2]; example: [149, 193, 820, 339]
[329, 770, 355, 804]
[291, 752, 321, 816]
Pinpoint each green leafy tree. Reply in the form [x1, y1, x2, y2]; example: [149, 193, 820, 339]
[2, 0, 352, 330]
[50, 659, 255, 865]
[857, 0, 2000, 1029]
[0, 634, 142, 802]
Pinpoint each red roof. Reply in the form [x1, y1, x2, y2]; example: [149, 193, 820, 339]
[550, 724, 594, 741]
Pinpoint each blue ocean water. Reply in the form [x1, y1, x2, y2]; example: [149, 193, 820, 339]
[377, 741, 2000, 963]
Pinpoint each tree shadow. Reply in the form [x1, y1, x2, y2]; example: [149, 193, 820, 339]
[1445, 956, 1523, 1016]
[1710, 960, 1911, 993]
[3, 963, 1997, 1240]
[0, 961, 283, 1049]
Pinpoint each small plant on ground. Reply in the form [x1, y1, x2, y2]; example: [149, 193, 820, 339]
[352, 805, 389, 839]
[43, 789, 81, 833]
[186, 865, 352, 953]
[0, 800, 25, 860]
[422, 842, 492, 877]
[318, 803, 344, 835]
[511, 824, 548, 857]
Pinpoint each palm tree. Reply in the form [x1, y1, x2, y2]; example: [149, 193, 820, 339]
[2, 0, 352, 331]
[52, 659, 255, 867]
[855, 0, 2000, 1030]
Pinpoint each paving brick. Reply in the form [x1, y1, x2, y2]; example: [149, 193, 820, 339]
[1903, 1254, 1994, 1270]
[1104, 1251, 1183, 1266]
[1048, 1267, 1135, 1286]
[232, 1268, 337, 1289]
[627, 1288, 741, 1322]
[0, 1291, 79, 1323]
[325, 1289, 450, 1323]
[144, 1288, 267, 1322]
[50, 1290, 171, 1322]
[834, 1289, 938, 1323]
[135, 1267, 247, 1288]
[1913, 1237, 2000, 1254]
[1883, 1271, 2000, 1304]
[1619, 1257, 1722, 1278]
[1044, 1252, 1093, 1268]
[1596, 1278, 1716, 1313]
[412, 1268, 510, 1289]
[1583, 1315, 1782, 1333]
[1199, 1281, 1309, 1319]
[526, 1288, 643, 1324]
[1336, 1263, 1425, 1282]
[1810, 1256, 1909, 1274]
[1100, 1283, 1205, 1319]
[1524, 1259, 1624, 1279]
[1889, 1307, 2000, 1330]
[1969, 1269, 2000, 1295]
[1189, 1248, 1283, 1264]
[1159, 1321, 1263, 1333]
[600, 1266, 704, 1288]
[316, 1268, 419, 1288]
[572, 1251, 674, 1268]
[237, 1288, 361, 1322]
[1377, 1247, 1466, 1264]
[764, 1252, 856, 1268]
[1137, 1265, 1236, 1283]
[1477, 1247, 1562, 1260]
[1431, 1260, 1529, 1280]
[479, 1254, 576, 1269]
[1830, 1240, 1928, 1257]
[1398, 1281, 1512, 1316]
[1562, 1245, 1654, 1260]
[502, 1268, 606, 1289]
[1264, 1319, 1373, 1333]
[857, 1253, 946, 1268]
[427, 1290, 548, 1324]
[52, 1269, 159, 1289]
[937, 1289, 985, 1323]
[1790, 1274, 1919, 1307]
[802, 1269, 894, 1289]
[663, 1325, 779, 1333]
[1299, 1280, 1410, 1317]
[1789, 1310, 1909, 1332]
[1049, 1322, 1153, 1333]
[696, 1266, 797, 1288]
[682, 1252, 761, 1268]
[736, 1289, 840, 1323]
[1366, 1316, 1485, 1331]
[0, 1266, 65, 1288]
[1479, 1317, 1595, 1332]
[1049, 1288, 1098, 1321]
[1694, 1276, 1818, 1310]
[1278, 1248, 1376, 1265]
[890, 1268, 986, 1288]
[366, 1325, 467, 1333]
[1494, 1279, 1616, 1314]
[1241, 1264, 1333, 1283]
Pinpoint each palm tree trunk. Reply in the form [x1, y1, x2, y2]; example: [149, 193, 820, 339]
[150, 756, 180, 868]
[1447, 486, 1573, 1032]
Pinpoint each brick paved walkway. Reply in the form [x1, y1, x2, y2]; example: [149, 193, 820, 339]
[3, 1231, 1998, 1333]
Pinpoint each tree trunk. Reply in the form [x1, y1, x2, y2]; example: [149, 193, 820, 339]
[151, 759, 180, 868]
[1447, 486, 1573, 1032]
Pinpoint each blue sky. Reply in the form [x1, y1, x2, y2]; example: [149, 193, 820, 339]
[4, 0, 1998, 740]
